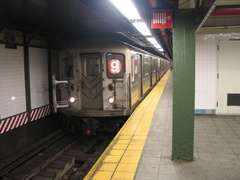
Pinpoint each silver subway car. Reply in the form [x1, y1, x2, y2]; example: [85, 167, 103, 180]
[53, 37, 170, 134]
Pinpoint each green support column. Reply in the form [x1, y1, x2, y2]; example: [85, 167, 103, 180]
[172, 9, 195, 161]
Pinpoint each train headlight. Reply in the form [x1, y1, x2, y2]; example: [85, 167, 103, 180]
[108, 96, 115, 104]
[69, 97, 76, 103]
[107, 83, 115, 91]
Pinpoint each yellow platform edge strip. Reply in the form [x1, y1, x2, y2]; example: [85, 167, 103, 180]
[84, 70, 171, 180]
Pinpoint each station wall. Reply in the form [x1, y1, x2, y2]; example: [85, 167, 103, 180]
[0, 44, 57, 134]
[0, 45, 26, 119]
[29, 47, 49, 109]
[195, 32, 240, 114]
[0, 39, 64, 159]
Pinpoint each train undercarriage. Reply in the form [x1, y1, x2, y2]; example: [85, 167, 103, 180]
[62, 115, 128, 135]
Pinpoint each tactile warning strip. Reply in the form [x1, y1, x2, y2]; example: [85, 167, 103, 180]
[84, 71, 170, 180]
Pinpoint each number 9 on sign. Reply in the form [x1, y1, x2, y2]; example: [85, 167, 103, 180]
[108, 59, 122, 74]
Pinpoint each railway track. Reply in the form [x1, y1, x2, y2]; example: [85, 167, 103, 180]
[0, 128, 116, 180]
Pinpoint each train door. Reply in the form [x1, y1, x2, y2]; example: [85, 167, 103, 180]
[139, 54, 143, 98]
[152, 58, 157, 83]
[216, 41, 240, 115]
[79, 53, 103, 110]
[157, 58, 161, 80]
[150, 57, 153, 87]
[156, 59, 158, 80]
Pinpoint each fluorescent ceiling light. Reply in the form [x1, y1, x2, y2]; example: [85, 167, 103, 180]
[147, 37, 163, 51]
[133, 22, 151, 36]
[109, 0, 164, 53]
[109, 0, 141, 20]
[154, 44, 162, 49]
[155, 45, 164, 51]
[147, 37, 158, 45]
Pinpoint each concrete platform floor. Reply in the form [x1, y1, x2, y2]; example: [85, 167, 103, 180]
[135, 74, 240, 180]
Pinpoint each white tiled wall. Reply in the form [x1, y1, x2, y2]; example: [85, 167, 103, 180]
[29, 47, 49, 109]
[0, 45, 26, 119]
[195, 32, 240, 113]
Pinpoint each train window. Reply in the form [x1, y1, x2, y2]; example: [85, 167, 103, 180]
[152, 58, 156, 73]
[86, 57, 100, 77]
[61, 56, 74, 79]
[143, 56, 149, 77]
[131, 53, 134, 82]
[143, 62, 149, 77]
[80, 53, 101, 78]
[132, 53, 139, 84]
[106, 53, 125, 79]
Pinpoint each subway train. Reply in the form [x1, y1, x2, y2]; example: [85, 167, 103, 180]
[53, 37, 170, 135]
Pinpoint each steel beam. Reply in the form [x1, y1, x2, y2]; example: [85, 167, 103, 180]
[196, 0, 218, 31]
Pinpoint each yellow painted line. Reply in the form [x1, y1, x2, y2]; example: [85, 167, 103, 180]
[84, 70, 170, 180]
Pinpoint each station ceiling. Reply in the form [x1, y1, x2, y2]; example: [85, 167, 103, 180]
[0, 0, 239, 59]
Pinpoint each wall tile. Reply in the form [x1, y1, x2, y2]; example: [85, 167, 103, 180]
[0, 45, 26, 119]
[195, 32, 240, 113]
[29, 47, 49, 109]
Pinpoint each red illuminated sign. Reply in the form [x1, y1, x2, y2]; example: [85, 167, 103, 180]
[134, 60, 138, 74]
[151, 10, 173, 28]
[108, 59, 122, 74]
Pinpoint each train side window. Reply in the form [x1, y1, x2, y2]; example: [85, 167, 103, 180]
[61, 56, 74, 79]
[131, 53, 134, 82]
[152, 58, 156, 73]
[132, 53, 139, 84]
[143, 56, 149, 77]
[106, 53, 125, 79]
[143, 62, 149, 77]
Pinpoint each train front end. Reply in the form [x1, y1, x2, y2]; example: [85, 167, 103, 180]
[53, 42, 131, 134]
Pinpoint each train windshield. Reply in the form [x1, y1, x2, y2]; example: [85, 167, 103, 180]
[61, 56, 74, 79]
[81, 53, 101, 78]
[86, 57, 100, 77]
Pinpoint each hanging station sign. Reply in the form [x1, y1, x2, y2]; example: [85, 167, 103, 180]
[151, 10, 173, 28]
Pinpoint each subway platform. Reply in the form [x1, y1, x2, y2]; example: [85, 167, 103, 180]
[85, 71, 240, 180]
[135, 73, 240, 180]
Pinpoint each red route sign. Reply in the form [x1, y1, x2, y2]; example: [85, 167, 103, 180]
[108, 59, 122, 74]
[151, 10, 173, 28]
